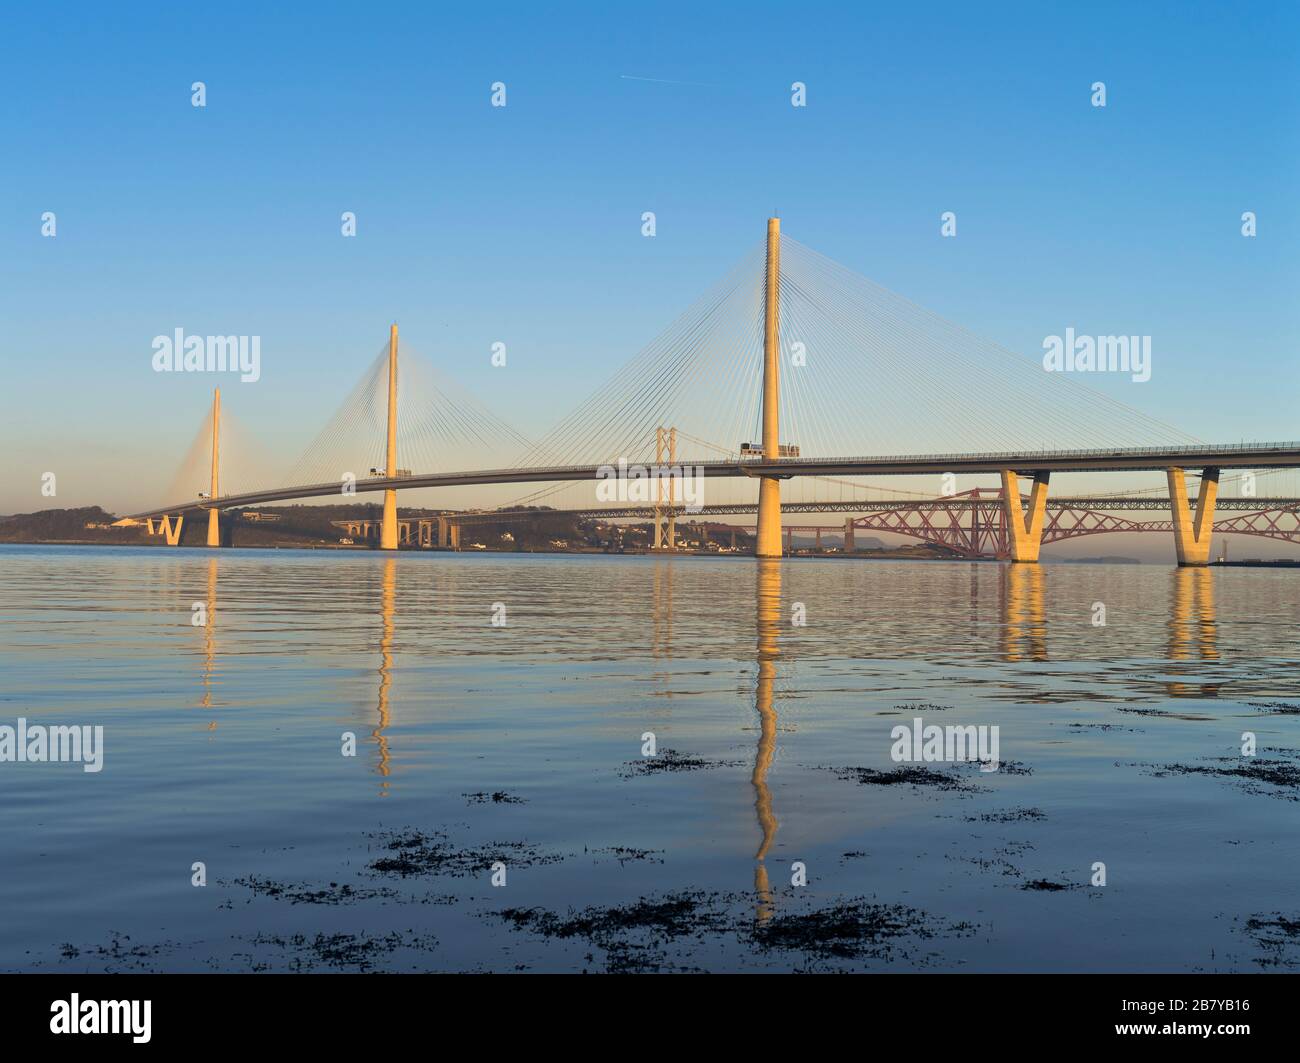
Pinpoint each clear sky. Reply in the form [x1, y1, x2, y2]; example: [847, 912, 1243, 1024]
[2, 0, 1297, 523]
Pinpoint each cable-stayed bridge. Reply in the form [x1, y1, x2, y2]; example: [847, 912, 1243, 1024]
[130, 220, 1300, 566]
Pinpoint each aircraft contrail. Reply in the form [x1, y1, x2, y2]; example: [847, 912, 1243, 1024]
[620, 74, 718, 88]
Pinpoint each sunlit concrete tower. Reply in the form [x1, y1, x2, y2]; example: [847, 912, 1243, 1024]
[206, 387, 221, 547]
[755, 218, 783, 558]
[381, 323, 399, 551]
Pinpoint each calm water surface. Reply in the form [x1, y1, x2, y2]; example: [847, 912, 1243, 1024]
[1, 545, 1297, 972]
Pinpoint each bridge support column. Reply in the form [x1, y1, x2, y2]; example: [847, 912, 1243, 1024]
[146, 518, 157, 536]
[1167, 467, 1219, 566]
[381, 324, 400, 551]
[160, 514, 184, 546]
[437, 517, 449, 548]
[1000, 470, 1050, 562]
[206, 387, 221, 547]
[785, 526, 793, 553]
[755, 218, 783, 558]
[844, 518, 855, 552]
[449, 522, 460, 550]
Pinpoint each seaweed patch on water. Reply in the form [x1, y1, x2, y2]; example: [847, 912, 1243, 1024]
[56, 932, 181, 973]
[462, 791, 526, 805]
[1117, 707, 1213, 721]
[745, 899, 976, 963]
[826, 765, 977, 792]
[948, 853, 1024, 878]
[366, 828, 566, 878]
[245, 929, 439, 972]
[893, 702, 951, 712]
[1248, 701, 1300, 716]
[494, 891, 729, 972]
[619, 748, 743, 778]
[590, 846, 664, 865]
[1240, 913, 1300, 969]
[499, 892, 729, 942]
[224, 875, 399, 905]
[491, 890, 975, 970]
[964, 807, 1047, 823]
[1140, 753, 1300, 802]
[1020, 879, 1081, 892]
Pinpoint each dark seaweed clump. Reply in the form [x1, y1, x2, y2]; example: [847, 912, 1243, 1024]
[592, 846, 663, 865]
[828, 765, 975, 791]
[494, 891, 976, 970]
[1242, 913, 1300, 969]
[1248, 701, 1300, 715]
[498, 892, 728, 973]
[1146, 755, 1300, 801]
[965, 807, 1046, 823]
[619, 748, 743, 778]
[463, 791, 526, 804]
[746, 900, 973, 961]
[367, 828, 564, 877]
[225, 875, 397, 905]
[247, 929, 439, 973]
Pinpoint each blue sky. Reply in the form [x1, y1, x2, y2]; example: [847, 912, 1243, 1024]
[1, 0, 1297, 515]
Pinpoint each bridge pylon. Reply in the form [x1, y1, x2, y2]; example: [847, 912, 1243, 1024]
[1000, 470, 1050, 562]
[206, 387, 221, 547]
[381, 323, 399, 551]
[653, 426, 678, 550]
[1167, 466, 1219, 566]
[755, 218, 783, 558]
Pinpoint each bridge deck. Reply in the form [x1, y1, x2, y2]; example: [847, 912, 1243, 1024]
[131, 442, 1300, 519]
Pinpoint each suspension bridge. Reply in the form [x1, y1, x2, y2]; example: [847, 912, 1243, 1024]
[128, 219, 1300, 566]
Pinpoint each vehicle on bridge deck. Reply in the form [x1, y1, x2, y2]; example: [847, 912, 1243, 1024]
[740, 442, 800, 458]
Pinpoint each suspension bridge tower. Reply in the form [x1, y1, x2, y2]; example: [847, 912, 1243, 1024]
[206, 387, 221, 547]
[381, 323, 399, 550]
[755, 217, 783, 558]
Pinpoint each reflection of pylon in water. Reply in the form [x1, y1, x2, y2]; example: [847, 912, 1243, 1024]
[200, 557, 217, 718]
[373, 557, 396, 794]
[752, 560, 781, 925]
